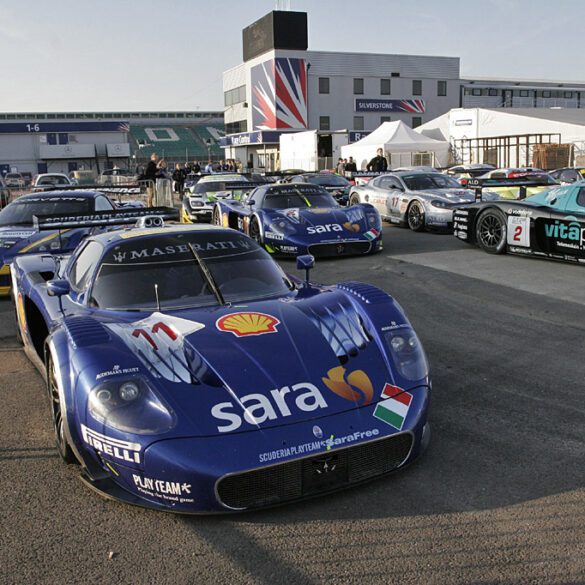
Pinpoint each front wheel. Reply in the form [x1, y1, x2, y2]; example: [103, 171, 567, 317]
[47, 353, 76, 464]
[475, 208, 507, 254]
[212, 205, 222, 226]
[349, 193, 361, 206]
[249, 217, 263, 244]
[407, 201, 425, 232]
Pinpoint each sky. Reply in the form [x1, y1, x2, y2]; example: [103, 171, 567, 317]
[1, 0, 584, 112]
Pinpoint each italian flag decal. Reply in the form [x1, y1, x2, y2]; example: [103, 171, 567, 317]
[364, 228, 379, 241]
[373, 383, 412, 430]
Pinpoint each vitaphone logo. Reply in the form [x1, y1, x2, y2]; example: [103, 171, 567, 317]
[544, 220, 585, 250]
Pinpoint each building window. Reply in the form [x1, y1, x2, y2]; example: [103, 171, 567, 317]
[472, 88, 482, 96]
[224, 85, 246, 107]
[380, 78, 391, 95]
[391, 72, 400, 77]
[437, 81, 447, 97]
[319, 77, 330, 94]
[353, 116, 364, 131]
[353, 78, 364, 95]
[412, 117, 422, 128]
[381, 116, 391, 124]
[564, 91, 574, 99]
[225, 120, 248, 134]
[519, 90, 529, 97]
[488, 88, 499, 97]
[319, 116, 330, 131]
[413, 80, 422, 96]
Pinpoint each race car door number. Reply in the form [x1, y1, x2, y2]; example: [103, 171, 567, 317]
[507, 216, 530, 247]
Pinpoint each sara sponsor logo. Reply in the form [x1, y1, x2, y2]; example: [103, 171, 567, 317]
[212, 382, 327, 433]
[216, 312, 280, 337]
[132, 475, 194, 503]
[544, 219, 585, 250]
[322, 366, 373, 406]
[258, 428, 380, 463]
[306, 223, 343, 235]
[80, 424, 141, 464]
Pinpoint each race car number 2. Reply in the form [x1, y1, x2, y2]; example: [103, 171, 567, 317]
[507, 215, 530, 247]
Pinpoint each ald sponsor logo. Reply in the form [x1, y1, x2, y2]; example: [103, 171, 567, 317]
[544, 220, 585, 250]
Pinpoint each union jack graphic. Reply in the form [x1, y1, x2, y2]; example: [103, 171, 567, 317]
[251, 58, 308, 130]
[398, 99, 425, 114]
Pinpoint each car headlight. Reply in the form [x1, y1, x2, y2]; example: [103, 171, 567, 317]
[189, 198, 204, 209]
[269, 218, 295, 235]
[88, 377, 176, 434]
[366, 212, 381, 228]
[430, 199, 448, 208]
[385, 329, 429, 381]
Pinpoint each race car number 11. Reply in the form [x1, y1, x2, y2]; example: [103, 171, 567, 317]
[507, 216, 530, 247]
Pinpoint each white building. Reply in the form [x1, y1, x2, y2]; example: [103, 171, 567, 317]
[418, 108, 585, 168]
[222, 11, 585, 171]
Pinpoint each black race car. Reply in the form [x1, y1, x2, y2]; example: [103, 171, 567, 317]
[285, 173, 351, 206]
[453, 180, 585, 263]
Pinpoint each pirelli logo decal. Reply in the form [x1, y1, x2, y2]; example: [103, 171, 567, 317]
[80, 424, 141, 464]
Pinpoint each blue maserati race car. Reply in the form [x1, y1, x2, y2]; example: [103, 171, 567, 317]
[212, 183, 383, 257]
[13, 212, 430, 514]
[0, 189, 143, 296]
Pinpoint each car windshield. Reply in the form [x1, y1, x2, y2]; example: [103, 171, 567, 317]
[194, 181, 243, 194]
[304, 175, 349, 187]
[0, 196, 92, 226]
[37, 176, 69, 185]
[90, 231, 291, 311]
[262, 186, 337, 209]
[402, 174, 462, 190]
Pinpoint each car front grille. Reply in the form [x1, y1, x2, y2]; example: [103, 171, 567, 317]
[308, 241, 371, 257]
[216, 432, 413, 510]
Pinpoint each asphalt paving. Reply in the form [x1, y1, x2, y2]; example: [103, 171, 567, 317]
[1, 225, 584, 585]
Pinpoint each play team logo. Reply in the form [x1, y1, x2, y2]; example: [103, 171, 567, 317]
[216, 311, 280, 337]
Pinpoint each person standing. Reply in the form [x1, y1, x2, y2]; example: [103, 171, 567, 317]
[336, 158, 345, 174]
[172, 163, 184, 195]
[144, 152, 161, 207]
[346, 157, 358, 173]
[367, 148, 388, 172]
[192, 160, 201, 174]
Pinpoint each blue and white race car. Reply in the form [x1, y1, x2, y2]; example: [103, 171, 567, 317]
[13, 213, 430, 513]
[212, 183, 382, 257]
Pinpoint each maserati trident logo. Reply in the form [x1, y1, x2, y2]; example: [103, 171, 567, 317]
[113, 251, 126, 263]
[312, 455, 338, 475]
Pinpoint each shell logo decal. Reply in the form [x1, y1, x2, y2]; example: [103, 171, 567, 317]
[343, 222, 361, 233]
[322, 366, 373, 406]
[216, 312, 280, 337]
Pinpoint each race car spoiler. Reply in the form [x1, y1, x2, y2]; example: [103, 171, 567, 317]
[33, 206, 179, 231]
[466, 176, 558, 201]
[32, 184, 142, 195]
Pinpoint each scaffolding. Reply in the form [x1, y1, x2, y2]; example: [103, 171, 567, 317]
[452, 133, 562, 169]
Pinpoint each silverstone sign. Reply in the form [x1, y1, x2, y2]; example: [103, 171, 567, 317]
[355, 99, 425, 114]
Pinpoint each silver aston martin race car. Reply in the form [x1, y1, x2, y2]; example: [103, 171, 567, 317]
[348, 171, 499, 232]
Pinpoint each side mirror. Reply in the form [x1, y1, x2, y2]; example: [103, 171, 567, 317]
[296, 254, 315, 288]
[247, 199, 256, 206]
[47, 279, 70, 297]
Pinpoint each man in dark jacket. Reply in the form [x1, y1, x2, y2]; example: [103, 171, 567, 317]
[367, 148, 388, 172]
[143, 152, 163, 206]
[345, 157, 358, 173]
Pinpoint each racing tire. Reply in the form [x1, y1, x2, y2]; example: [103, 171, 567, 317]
[212, 205, 222, 226]
[475, 208, 507, 254]
[47, 353, 76, 464]
[407, 201, 425, 232]
[349, 193, 361, 206]
[249, 217, 263, 245]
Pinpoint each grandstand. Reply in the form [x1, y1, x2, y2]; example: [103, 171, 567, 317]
[129, 124, 224, 164]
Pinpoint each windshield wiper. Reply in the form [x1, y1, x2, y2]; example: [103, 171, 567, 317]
[187, 243, 225, 306]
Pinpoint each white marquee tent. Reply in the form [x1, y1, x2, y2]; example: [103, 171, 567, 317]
[340, 121, 450, 169]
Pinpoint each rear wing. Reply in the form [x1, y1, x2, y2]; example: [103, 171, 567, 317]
[33, 206, 179, 231]
[466, 177, 558, 201]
